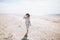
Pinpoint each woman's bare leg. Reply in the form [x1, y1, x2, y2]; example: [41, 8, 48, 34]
[27, 29, 28, 34]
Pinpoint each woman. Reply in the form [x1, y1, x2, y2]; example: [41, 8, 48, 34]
[23, 13, 31, 34]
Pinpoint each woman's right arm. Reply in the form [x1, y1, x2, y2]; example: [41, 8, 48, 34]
[23, 15, 26, 19]
[23, 16, 25, 19]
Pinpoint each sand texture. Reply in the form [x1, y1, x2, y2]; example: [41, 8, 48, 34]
[0, 14, 60, 40]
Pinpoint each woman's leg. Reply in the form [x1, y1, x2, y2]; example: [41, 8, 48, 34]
[26, 24, 29, 36]
[26, 28, 29, 35]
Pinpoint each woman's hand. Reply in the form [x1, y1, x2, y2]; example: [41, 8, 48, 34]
[29, 23, 31, 26]
[23, 15, 27, 19]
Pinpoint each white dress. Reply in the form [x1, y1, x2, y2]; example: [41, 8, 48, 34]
[24, 17, 30, 29]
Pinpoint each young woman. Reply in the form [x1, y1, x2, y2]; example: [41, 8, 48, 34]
[23, 13, 31, 34]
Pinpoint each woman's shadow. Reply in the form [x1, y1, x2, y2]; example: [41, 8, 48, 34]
[21, 32, 29, 40]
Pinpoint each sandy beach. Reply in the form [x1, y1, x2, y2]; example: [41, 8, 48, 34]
[0, 14, 60, 40]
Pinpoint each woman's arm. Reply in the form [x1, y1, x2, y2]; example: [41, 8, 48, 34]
[23, 15, 26, 19]
[29, 22, 31, 26]
[29, 18, 31, 26]
[23, 15, 27, 19]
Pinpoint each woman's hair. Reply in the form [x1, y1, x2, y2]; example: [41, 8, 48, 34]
[25, 13, 30, 17]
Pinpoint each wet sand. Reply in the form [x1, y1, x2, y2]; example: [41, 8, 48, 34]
[0, 14, 60, 40]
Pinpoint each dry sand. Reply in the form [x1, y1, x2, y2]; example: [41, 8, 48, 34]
[0, 14, 60, 40]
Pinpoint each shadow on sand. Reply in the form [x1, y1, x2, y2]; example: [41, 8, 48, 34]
[21, 32, 29, 40]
